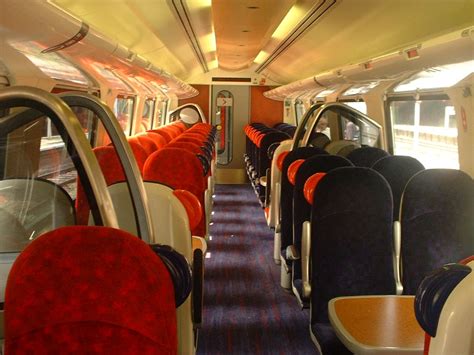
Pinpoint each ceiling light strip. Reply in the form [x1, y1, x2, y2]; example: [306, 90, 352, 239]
[170, 0, 209, 72]
[256, 0, 337, 74]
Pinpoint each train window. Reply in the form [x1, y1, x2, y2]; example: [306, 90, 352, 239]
[388, 96, 459, 169]
[342, 82, 379, 96]
[341, 101, 367, 114]
[114, 96, 135, 135]
[0, 117, 82, 253]
[155, 99, 168, 128]
[136, 98, 155, 132]
[393, 60, 474, 92]
[295, 99, 306, 124]
[10, 41, 90, 86]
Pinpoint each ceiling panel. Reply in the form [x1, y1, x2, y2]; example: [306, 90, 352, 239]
[261, 0, 474, 83]
[212, 0, 295, 71]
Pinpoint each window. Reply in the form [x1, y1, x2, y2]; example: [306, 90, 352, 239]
[136, 98, 155, 132]
[114, 96, 135, 135]
[155, 99, 168, 128]
[342, 101, 367, 114]
[295, 99, 306, 124]
[393, 60, 474, 92]
[342, 82, 379, 96]
[0, 117, 81, 252]
[389, 97, 459, 169]
[10, 41, 90, 86]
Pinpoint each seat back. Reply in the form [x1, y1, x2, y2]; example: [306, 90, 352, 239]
[292, 156, 352, 283]
[346, 146, 389, 167]
[310, 167, 395, 324]
[144, 148, 206, 237]
[280, 147, 327, 258]
[400, 169, 474, 295]
[372, 155, 425, 220]
[5, 226, 177, 354]
[324, 140, 360, 156]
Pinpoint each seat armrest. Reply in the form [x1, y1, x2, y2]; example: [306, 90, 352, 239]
[192, 248, 204, 328]
[286, 245, 300, 260]
[393, 221, 403, 295]
[302, 221, 311, 299]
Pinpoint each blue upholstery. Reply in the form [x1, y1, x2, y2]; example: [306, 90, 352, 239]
[372, 155, 425, 220]
[309, 167, 395, 353]
[292, 155, 353, 299]
[346, 146, 389, 167]
[415, 263, 471, 337]
[400, 169, 474, 295]
[280, 147, 327, 261]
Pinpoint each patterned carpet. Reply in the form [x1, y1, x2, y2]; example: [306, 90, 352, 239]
[197, 184, 317, 354]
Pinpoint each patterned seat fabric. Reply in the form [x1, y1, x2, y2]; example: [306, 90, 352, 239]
[310, 167, 395, 353]
[371, 155, 424, 220]
[291, 155, 352, 298]
[280, 147, 327, 262]
[400, 169, 474, 295]
[5, 226, 177, 354]
[346, 146, 389, 167]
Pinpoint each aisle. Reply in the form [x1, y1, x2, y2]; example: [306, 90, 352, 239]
[197, 184, 316, 354]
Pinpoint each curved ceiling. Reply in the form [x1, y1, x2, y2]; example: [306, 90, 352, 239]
[49, 0, 474, 84]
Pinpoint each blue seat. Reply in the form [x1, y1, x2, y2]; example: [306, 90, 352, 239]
[309, 167, 395, 354]
[279, 148, 327, 270]
[346, 146, 389, 167]
[291, 155, 353, 305]
[372, 156, 425, 220]
[400, 169, 474, 295]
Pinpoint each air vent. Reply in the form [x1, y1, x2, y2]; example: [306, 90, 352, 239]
[212, 77, 252, 82]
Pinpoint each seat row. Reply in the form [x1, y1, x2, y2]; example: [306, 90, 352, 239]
[0, 88, 219, 354]
[243, 123, 294, 203]
[264, 142, 474, 353]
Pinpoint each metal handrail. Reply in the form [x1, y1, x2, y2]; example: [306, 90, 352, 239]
[291, 102, 382, 150]
[167, 103, 207, 124]
[59, 92, 153, 244]
[0, 86, 119, 229]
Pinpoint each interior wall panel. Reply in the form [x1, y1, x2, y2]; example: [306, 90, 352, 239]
[178, 84, 210, 120]
[250, 86, 283, 127]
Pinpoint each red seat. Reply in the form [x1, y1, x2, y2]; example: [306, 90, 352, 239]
[136, 135, 159, 156]
[150, 129, 173, 144]
[146, 132, 167, 149]
[144, 148, 206, 237]
[5, 226, 177, 354]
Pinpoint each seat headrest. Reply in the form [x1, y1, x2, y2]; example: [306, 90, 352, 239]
[303, 173, 326, 205]
[5, 226, 177, 352]
[136, 135, 158, 156]
[172, 189, 202, 231]
[276, 151, 289, 171]
[288, 159, 305, 186]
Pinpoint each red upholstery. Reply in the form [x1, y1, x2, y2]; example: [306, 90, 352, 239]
[287, 159, 305, 185]
[150, 129, 173, 144]
[167, 142, 202, 155]
[174, 137, 205, 148]
[303, 172, 326, 205]
[459, 255, 474, 265]
[144, 148, 206, 236]
[146, 132, 167, 149]
[136, 135, 159, 156]
[127, 139, 149, 171]
[173, 189, 202, 231]
[5, 226, 177, 354]
[276, 151, 289, 171]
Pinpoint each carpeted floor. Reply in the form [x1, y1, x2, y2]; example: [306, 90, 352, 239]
[196, 184, 317, 355]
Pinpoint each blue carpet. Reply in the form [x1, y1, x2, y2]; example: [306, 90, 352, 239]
[197, 184, 317, 354]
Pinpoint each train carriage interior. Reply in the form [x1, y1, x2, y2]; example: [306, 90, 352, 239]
[0, 0, 473, 354]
